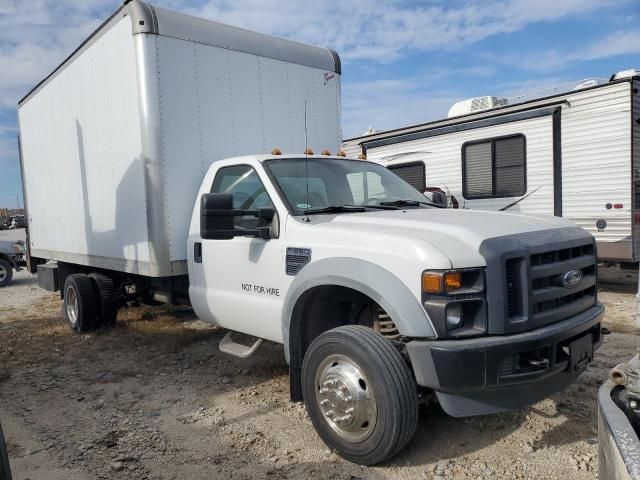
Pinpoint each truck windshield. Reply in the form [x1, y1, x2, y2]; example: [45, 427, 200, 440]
[264, 158, 434, 215]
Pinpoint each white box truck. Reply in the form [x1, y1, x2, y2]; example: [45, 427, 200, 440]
[19, 0, 604, 466]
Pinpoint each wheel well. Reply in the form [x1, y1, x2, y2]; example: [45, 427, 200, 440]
[0, 253, 14, 267]
[288, 285, 384, 401]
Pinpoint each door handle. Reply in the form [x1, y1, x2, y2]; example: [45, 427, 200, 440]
[194, 242, 202, 263]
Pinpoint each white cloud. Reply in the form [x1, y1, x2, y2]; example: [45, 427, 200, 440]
[581, 30, 640, 60]
[0, 0, 628, 111]
[482, 29, 640, 72]
[158, 0, 623, 62]
[0, 132, 18, 167]
[0, 0, 108, 108]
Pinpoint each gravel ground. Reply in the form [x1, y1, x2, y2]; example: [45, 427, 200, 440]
[0, 230, 639, 479]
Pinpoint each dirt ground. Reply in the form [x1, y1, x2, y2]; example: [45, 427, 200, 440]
[1, 229, 639, 479]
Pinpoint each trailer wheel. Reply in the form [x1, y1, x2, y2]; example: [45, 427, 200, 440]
[89, 273, 118, 327]
[63, 274, 98, 332]
[302, 325, 418, 465]
[0, 259, 13, 288]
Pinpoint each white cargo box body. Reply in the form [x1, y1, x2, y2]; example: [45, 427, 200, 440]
[18, 0, 342, 277]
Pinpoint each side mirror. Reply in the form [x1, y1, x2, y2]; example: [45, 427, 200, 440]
[430, 191, 447, 207]
[201, 193, 235, 240]
[200, 193, 276, 240]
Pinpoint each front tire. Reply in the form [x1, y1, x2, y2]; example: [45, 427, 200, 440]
[0, 259, 13, 288]
[302, 325, 418, 465]
[63, 274, 98, 332]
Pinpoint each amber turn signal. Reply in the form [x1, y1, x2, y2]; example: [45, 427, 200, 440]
[422, 272, 442, 293]
[444, 271, 462, 291]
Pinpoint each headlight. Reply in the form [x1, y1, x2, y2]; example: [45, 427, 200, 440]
[13, 242, 25, 254]
[422, 268, 486, 338]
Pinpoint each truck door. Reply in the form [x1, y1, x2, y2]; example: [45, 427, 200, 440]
[192, 165, 285, 343]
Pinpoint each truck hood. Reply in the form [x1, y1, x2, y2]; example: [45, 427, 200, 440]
[306, 208, 581, 268]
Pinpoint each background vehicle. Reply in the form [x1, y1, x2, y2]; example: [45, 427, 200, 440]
[0, 240, 26, 287]
[343, 70, 640, 266]
[7, 217, 25, 230]
[599, 355, 640, 479]
[0, 422, 11, 480]
[18, 0, 603, 466]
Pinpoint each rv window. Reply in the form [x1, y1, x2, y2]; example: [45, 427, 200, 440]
[387, 162, 426, 192]
[462, 134, 526, 199]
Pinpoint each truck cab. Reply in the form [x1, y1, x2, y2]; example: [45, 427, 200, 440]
[186, 153, 604, 464]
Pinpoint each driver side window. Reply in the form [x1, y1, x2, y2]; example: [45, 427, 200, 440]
[211, 165, 274, 229]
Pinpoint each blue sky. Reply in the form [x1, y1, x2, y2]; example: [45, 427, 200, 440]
[0, 0, 638, 208]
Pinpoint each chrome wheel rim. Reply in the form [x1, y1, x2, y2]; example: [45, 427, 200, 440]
[0, 265, 6, 282]
[65, 286, 79, 326]
[315, 354, 377, 443]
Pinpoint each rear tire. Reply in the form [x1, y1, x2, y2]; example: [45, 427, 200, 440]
[89, 273, 118, 327]
[302, 325, 418, 465]
[0, 259, 13, 288]
[63, 274, 98, 332]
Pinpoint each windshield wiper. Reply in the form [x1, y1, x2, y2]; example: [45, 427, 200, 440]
[304, 205, 367, 215]
[379, 199, 440, 208]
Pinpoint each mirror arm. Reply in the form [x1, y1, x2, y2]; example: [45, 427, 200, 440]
[233, 227, 271, 240]
[202, 208, 275, 221]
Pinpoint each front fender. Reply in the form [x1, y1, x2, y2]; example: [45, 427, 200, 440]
[0, 253, 17, 270]
[282, 257, 436, 363]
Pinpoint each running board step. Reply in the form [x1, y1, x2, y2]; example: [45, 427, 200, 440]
[219, 332, 264, 359]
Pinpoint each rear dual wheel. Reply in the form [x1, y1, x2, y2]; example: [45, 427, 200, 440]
[63, 273, 118, 332]
[302, 325, 418, 465]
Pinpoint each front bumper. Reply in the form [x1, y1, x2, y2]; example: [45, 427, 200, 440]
[407, 303, 604, 417]
[11, 253, 26, 270]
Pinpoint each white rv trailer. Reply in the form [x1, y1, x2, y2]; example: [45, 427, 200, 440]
[343, 72, 640, 264]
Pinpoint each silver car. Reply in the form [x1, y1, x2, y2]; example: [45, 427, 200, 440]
[0, 240, 26, 287]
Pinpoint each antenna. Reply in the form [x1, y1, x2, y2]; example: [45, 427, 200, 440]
[303, 101, 310, 222]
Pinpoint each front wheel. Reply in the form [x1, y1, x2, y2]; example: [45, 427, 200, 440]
[0, 259, 13, 288]
[302, 325, 418, 465]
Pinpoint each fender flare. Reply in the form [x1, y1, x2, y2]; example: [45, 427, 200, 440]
[0, 253, 17, 270]
[282, 257, 435, 365]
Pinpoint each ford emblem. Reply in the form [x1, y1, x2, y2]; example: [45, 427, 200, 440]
[562, 269, 583, 288]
